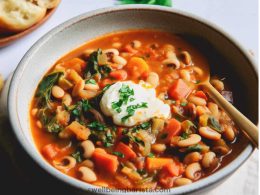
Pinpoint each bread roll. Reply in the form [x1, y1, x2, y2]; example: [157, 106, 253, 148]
[0, 0, 47, 32]
[36, 0, 60, 9]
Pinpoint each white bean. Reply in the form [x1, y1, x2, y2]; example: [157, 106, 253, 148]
[185, 162, 202, 180]
[146, 72, 159, 88]
[199, 127, 221, 140]
[132, 40, 142, 48]
[174, 178, 192, 186]
[177, 134, 201, 147]
[81, 140, 95, 158]
[52, 85, 65, 99]
[53, 156, 76, 172]
[188, 95, 207, 106]
[151, 144, 166, 153]
[78, 166, 97, 182]
[180, 69, 191, 82]
[202, 152, 216, 168]
[84, 83, 99, 90]
[163, 58, 180, 69]
[62, 93, 72, 106]
[112, 55, 127, 66]
[183, 152, 202, 165]
[81, 159, 94, 169]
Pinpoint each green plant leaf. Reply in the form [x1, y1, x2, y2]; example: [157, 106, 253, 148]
[117, 0, 172, 7]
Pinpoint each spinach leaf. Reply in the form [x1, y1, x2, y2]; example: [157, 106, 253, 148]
[36, 71, 63, 107]
[84, 49, 112, 79]
[38, 108, 63, 133]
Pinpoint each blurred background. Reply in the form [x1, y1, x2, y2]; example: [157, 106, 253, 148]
[0, 1, 258, 195]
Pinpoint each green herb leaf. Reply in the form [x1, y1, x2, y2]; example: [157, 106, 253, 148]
[208, 117, 223, 133]
[121, 102, 148, 122]
[147, 153, 155, 157]
[71, 150, 83, 162]
[180, 132, 189, 140]
[186, 144, 202, 152]
[85, 79, 97, 85]
[112, 84, 135, 114]
[180, 102, 188, 107]
[113, 151, 125, 158]
[36, 71, 63, 107]
[88, 121, 106, 131]
[132, 121, 151, 132]
[117, 0, 172, 7]
[38, 108, 63, 133]
[84, 49, 112, 79]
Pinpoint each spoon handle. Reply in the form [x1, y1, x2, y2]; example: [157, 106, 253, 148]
[203, 83, 258, 148]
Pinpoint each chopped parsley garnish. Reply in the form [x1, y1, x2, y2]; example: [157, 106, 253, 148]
[121, 102, 148, 122]
[85, 79, 97, 85]
[113, 151, 125, 158]
[180, 102, 188, 107]
[147, 153, 155, 157]
[112, 84, 135, 113]
[186, 144, 202, 152]
[132, 121, 151, 132]
[88, 121, 106, 131]
[71, 150, 83, 162]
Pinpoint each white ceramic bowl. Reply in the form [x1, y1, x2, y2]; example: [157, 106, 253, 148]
[2, 5, 258, 195]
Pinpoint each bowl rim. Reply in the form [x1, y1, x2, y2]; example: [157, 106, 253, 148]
[7, 5, 257, 194]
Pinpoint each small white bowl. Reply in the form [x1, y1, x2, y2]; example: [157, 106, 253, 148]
[1, 5, 257, 195]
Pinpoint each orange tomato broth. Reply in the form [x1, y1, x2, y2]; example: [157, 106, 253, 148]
[30, 30, 248, 189]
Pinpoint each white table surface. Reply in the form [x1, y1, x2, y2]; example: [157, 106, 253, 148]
[0, 0, 258, 194]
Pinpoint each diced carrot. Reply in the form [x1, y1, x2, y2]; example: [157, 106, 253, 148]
[164, 118, 182, 143]
[92, 148, 119, 174]
[195, 90, 208, 100]
[146, 157, 173, 171]
[115, 142, 136, 161]
[162, 162, 180, 177]
[126, 57, 149, 78]
[168, 79, 191, 100]
[65, 121, 90, 141]
[94, 148, 107, 154]
[42, 144, 59, 160]
[110, 70, 128, 81]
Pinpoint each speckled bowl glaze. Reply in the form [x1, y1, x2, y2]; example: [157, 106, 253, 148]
[2, 5, 258, 195]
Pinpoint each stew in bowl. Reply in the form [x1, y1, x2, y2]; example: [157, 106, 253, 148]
[30, 30, 248, 190]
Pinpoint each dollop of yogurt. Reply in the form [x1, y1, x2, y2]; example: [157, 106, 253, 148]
[100, 81, 170, 127]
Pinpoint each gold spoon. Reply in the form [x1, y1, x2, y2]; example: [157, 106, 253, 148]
[197, 66, 258, 148]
